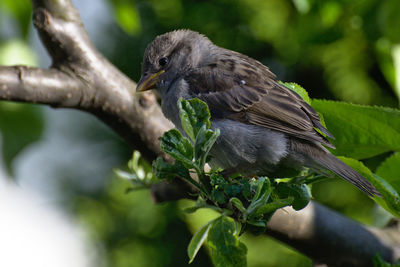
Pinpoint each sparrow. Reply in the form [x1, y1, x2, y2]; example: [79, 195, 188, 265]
[136, 29, 380, 196]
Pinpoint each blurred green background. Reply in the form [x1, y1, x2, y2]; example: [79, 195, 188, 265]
[0, 0, 399, 266]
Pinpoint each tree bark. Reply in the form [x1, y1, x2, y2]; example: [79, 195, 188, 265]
[0, 0, 398, 266]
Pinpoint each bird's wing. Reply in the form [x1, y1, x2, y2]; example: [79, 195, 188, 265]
[185, 50, 335, 148]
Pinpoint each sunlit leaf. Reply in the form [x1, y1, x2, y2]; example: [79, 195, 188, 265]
[229, 197, 246, 214]
[187, 220, 214, 263]
[0, 40, 37, 66]
[312, 100, 400, 159]
[280, 82, 311, 105]
[339, 157, 400, 218]
[392, 44, 400, 102]
[376, 152, 400, 193]
[183, 197, 224, 214]
[114, 3, 141, 35]
[114, 169, 138, 180]
[320, 1, 342, 27]
[292, 0, 310, 14]
[250, 177, 270, 203]
[207, 216, 247, 267]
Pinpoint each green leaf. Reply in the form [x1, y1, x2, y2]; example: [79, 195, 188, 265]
[114, 3, 141, 35]
[184, 197, 224, 214]
[247, 220, 267, 228]
[372, 174, 400, 218]
[392, 44, 400, 101]
[224, 184, 242, 197]
[127, 150, 141, 172]
[182, 206, 201, 214]
[240, 180, 252, 200]
[339, 157, 400, 217]
[250, 177, 270, 203]
[212, 189, 227, 204]
[312, 100, 400, 159]
[152, 158, 190, 181]
[255, 197, 294, 216]
[187, 220, 214, 263]
[379, 0, 400, 43]
[376, 152, 400, 194]
[229, 197, 247, 214]
[178, 98, 211, 142]
[160, 129, 194, 168]
[183, 204, 224, 214]
[276, 183, 311, 211]
[292, 0, 310, 14]
[376, 38, 396, 94]
[194, 125, 220, 169]
[207, 216, 247, 267]
[210, 173, 228, 186]
[373, 253, 400, 267]
[247, 178, 272, 214]
[114, 169, 139, 181]
[280, 82, 311, 105]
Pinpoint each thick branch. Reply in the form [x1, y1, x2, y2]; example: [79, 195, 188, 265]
[33, 0, 173, 154]
[0, 66, 83, 106]
[267, 202, 400, 267]
[0, 0, 398, 266]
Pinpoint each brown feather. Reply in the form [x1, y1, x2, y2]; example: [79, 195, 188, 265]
[185, 49, 335, 148]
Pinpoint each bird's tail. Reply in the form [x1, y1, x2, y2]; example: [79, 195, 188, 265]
[315, 152, 381, 197]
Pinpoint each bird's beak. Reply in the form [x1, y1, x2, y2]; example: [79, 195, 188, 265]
[136, 70, 165, 92]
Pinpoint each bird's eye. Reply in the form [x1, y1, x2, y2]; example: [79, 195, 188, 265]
[158, 57, 169, 67]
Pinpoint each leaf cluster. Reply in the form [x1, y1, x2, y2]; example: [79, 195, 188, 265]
[152, 98, 313, 265]
[115, 150, 156, 192]
[124, 84, 400, 267]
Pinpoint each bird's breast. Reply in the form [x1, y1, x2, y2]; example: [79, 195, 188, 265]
[160, 78, 289, 175]
[161, 78, 191, 129]
[208, 119, 289, 174]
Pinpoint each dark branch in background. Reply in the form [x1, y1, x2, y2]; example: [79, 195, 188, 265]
[0, 0, 398, 266]
[267, 202, 400, 267]
[153, 182, 400, 266]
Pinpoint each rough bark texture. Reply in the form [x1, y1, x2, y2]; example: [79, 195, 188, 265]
[0, 1, 399, 266]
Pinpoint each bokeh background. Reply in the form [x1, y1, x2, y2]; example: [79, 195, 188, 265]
[0, 0, 399, 266]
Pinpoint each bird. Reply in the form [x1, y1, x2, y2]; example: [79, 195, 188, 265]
[136, 29, 380, 197]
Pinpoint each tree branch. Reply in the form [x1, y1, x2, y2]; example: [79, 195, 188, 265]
[0, 66, 83, 106]
[45, 0, 171, 152]
[267, 202, 400, 267]
[0, 0, 398, 266]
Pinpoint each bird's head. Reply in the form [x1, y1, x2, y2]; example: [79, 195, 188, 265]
[136, 30, 212, 96]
